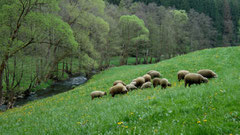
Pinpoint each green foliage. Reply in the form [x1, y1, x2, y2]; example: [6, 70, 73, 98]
[0, 47, 239, 134]
[107, 0, 240, 44]
[171, 10, 188, 24]
[238, 20, 240, 43]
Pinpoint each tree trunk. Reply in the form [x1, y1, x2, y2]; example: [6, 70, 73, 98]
[149, 57, 153, 64]
[70, 57, 73, 74]
[135, 44, 139, 65]
[62, 61, 65, 78]
[146, 49, 149, 64]
[0, 54, 8, 105]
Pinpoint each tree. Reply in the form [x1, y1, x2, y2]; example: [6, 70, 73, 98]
[187, 9, 217, 51]
[223, 0, 234, 46]
[119, 15, 149, 65]
[0, 0, 77, 105]
[237, 20, 240, 43]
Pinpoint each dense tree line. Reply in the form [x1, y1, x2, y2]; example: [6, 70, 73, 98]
[106, 0, 240, 46]
[0, 0, 235, 108]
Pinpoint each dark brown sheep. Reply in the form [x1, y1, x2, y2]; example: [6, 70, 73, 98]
[147, 71, 161, 79]
[160, 78, 171, 89]
[133, 77, 145, 88]
[143, 74, 151, 82]
[109, 83, 128, 97]
[113, 80, 126, 86]
[184, 73, 208, 87]
[153, 78, 161, 88]
[141, 82, 152, 89]
[197, 69, 218, 78]
[90, 91, 107, 100]
[177, 70, 190, 81]
[126, 84, 137, 91]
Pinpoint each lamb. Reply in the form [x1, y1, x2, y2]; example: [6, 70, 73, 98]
[141, 82, 152, 89]
[90, 91, 107, 100]
[177, 70, 190, 81]
[197, 69, 218, 78]
[184, 73, 208, 87]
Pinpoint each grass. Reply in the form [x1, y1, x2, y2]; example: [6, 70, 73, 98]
[0, 47, 240, 134]
[110, 57, 155, 66]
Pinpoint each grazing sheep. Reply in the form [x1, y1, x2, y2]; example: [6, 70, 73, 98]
[147, 70, 158, 74]
[184, 73, 208, 87]
[143, 74, 151, 82]
[110, 83, 128, 97]
[113, 80, 126, 86]
[153, 78, 161, 88]
[90, 91, 107, 100]
[147, 71, 161, 79]
[177, 70, 190, 81]
[126, 84, 137, 91]
[197, 69, 218, 78]
[160, 78, 171, 89]
[141, 82, 152, 89]
[133, 77, 145, 88]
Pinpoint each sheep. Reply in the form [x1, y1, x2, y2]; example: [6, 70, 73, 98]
[143, 74, 151, 82]
[113, 80, 126, 86]
[141, 82, 152, 89]
[110, 83, 128, 97]
[147, 71, 161, 79]
[160, 78, 171, 89]
[130, 81, 137, 86]
[197, 69, 218, 78]
[133, 77, 145, 88]
[184, 73, 208, 87]
[90, 91, 107, 100]
[177, 70, 190, 81]
[126, 84, 137, 91]
[153, 78, 161, 88]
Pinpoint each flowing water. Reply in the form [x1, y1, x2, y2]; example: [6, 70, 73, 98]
[0, 76, 88, 111]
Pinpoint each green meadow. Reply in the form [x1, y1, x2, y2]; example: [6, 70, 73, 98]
[0, 47, 240, 134]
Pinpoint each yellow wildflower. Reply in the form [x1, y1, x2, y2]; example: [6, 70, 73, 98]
[122, 125, 128, 128]
[117, 122, 123, 125]
[197, 121, 201, 124]
[203, 120, 207, 122]
[130, 112, 134, 115]
[76, 122, 81, 124]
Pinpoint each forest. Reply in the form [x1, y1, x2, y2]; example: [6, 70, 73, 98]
[0, 0, 239, 108]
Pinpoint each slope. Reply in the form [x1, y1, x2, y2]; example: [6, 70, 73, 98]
[0, 47, 240, 134]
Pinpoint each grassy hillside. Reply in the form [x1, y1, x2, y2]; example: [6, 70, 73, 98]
[0, 47, 240, 134]
[109, 57, 156, 66]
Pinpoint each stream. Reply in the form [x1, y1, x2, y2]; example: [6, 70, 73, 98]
[0, 75, 88, 111]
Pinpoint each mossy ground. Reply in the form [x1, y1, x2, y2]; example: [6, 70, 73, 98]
[0, 47, 240, 134]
